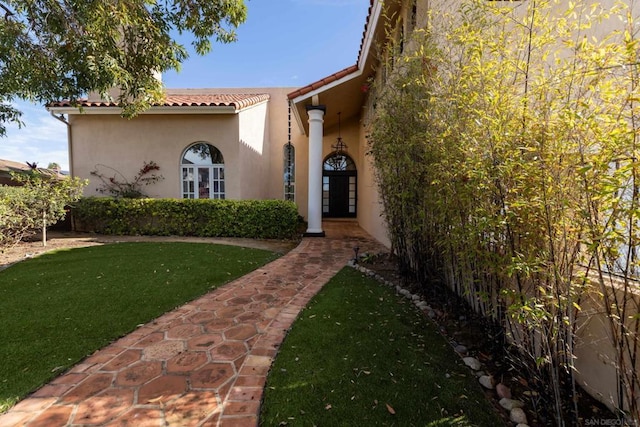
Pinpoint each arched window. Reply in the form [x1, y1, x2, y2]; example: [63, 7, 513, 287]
[181, 143, 225, 199]
[283, 144, 295, 201]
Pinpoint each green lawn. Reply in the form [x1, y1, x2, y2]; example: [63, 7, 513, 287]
[0, 242, 278, 413]
[260, 267, 504, 426]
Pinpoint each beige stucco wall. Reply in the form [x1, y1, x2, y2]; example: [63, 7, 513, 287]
[356, 118, 390, 248]
[574, 281, 640, 414]
[321, 117, 360, 170]
[237, 102, 268, 200]
[69, 113, 247, 199]
[205, 88, 307, 207]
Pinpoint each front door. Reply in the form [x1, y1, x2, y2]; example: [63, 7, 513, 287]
[322, 152, 357, 218]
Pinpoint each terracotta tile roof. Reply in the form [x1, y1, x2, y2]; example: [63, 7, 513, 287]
[49, 93, 270, 111]
[164, 93, 270, 110]
[287, 64, 360, 100]
[287, 0, 375, 100]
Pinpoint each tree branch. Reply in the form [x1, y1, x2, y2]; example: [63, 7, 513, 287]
[0, 2, 14, 19]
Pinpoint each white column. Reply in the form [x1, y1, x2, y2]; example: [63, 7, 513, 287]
[305, 106, 326, 236]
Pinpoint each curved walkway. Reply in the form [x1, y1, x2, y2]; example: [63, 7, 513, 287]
[0, 222, 386, 427]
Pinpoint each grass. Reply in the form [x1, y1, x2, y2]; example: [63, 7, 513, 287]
[260, 267, 504, 426]
[0, 242, 278, 413]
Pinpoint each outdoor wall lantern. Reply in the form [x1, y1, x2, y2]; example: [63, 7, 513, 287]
[332, 112, 348, 155]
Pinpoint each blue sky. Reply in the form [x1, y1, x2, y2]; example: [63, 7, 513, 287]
[0, 0, 370, 170]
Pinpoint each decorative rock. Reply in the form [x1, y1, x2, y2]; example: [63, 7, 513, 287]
[496, 383, 512, 399]
[411, 294, 421, 301]
[427, 310, 436, 319]
[479, 375, 495, 389]
[454, 345, 468, 354]
[399, 289, 411, 297]
[462, 357, 482, 371]
[499, 398, 524, 411]
[516, 424, 529, 427]
[522, 390, 538, 397]
[474, 370, 486, 378]
[510, 408, 528, 424]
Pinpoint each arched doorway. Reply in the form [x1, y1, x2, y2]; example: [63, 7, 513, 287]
[322, 152, 356, 218]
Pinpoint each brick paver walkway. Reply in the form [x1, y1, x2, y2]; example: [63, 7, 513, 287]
[0, 221, 385, 427]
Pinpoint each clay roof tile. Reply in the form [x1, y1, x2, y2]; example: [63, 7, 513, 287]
[49, 93, 270, 112]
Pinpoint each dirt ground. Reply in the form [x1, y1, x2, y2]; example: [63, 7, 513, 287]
[0, 231, 299, 272]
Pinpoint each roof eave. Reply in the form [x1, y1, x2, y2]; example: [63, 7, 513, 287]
[357, 0, 383, 70]
[47, 105, 240, 115]
[288, 0, 382, 104]
[288, 67, 363, 136]
[287, 0, 384, 135]
[289, 67, 363, 105]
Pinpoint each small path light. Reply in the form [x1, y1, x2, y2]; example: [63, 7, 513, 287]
[353, 245, 360, 264]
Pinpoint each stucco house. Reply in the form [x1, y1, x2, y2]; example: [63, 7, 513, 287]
[47, 1, 393, 246]
[46, 0, 640, 416]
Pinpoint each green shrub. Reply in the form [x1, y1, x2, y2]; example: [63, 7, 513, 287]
[72, 197, 300, 240]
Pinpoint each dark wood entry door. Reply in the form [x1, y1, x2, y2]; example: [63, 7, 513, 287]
[323, 172, 356, 218]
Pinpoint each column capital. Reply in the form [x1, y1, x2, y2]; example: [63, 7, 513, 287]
[305, 105, 326, 114]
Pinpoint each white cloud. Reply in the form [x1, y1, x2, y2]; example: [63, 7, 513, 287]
[0, 101, 69, 170]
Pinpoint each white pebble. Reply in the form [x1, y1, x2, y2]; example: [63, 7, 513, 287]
[499, 398, 524, 411]
[462, 357, 481, 370]
[479, 375, 494, 389]
[510, 408, 528, 424]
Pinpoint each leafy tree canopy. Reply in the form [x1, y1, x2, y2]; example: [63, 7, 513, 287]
[0, 0, 247, 135]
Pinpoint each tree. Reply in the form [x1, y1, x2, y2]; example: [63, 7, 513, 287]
[0, 172, 86, 247]
[0, 0, 247, 135]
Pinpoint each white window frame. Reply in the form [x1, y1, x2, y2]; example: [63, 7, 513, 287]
[181, 143, 225, 200]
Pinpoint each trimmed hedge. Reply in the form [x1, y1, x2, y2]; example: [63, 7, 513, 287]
[72, 197, 301, 240]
